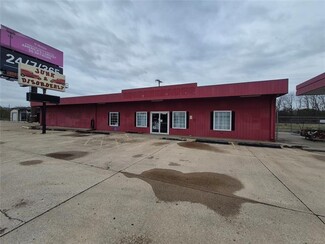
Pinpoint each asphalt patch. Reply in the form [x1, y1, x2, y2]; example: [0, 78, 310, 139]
[19, 160, 43, 166]
[178, 141, 224, 153]
[45, 151, 88, 160]
[123, 168, 255, 217]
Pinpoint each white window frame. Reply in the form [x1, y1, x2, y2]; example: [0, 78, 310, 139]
[136, 112, 147, 128]
[109, 112, 119, 127]
[213, 110, 232, 131]
[172, 111, 187, 129]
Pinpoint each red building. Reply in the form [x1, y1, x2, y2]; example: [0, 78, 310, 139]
[34, 79, 288, 141]
[296, 72, 325, 95]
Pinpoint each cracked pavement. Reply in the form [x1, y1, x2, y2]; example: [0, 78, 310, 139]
[0, 121, 324, 243]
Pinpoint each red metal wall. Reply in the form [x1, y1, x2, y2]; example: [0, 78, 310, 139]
[46, 104, 96, 129]
[46, 95, 276, 141]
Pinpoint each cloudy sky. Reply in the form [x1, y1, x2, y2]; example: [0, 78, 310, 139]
[0, 0, 324, 107]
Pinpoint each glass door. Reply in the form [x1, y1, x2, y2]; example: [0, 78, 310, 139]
[151, 113, 160, 133]
[150, 112, 169, 134]
[160, 113, 168, 133]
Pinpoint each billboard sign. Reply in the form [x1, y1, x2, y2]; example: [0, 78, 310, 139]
[0, 47, 63, 79]
[0, 25, 63, 67]
[18, 63, 66, 92]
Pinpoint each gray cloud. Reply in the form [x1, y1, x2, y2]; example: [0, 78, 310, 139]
[0, 0, 324, 107]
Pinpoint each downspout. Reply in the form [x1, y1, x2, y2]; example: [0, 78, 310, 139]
[270, 96, 276, 141]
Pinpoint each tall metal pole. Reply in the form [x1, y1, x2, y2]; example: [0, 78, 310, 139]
[42, 89, 47, 134]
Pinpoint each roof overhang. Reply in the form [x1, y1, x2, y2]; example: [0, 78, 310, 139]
[296, 73, 325, 96]
[32, 78, 288, 107]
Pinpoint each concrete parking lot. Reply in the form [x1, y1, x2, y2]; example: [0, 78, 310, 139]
[0, 121, 324, 243]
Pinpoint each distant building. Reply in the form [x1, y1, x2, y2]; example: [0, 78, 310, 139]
[10, 107, 30, 122]
[32, 79, 288, 141]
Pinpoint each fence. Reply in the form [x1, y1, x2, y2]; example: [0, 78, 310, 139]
[277, 116, 325, 133]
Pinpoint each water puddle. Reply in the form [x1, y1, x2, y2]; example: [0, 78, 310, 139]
[123, 168, 255, 217]
[178, 142, 224, 153]
[19, 160, 43, 166]
[45, 151, 88, 160]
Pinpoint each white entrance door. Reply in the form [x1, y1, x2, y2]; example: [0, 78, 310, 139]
[150, 112, 169, 134]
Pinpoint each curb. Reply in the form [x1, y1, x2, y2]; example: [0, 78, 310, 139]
[302, 148, 325, 153]
[237, 141, 283, 149]
[24, 126, 324, 151]
[195, 138, 231, 145]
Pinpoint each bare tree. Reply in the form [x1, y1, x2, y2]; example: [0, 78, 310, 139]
[283, 92, 295, 112]
[276, 96, 285, 111]
[318, 95, 325, 111]
[310, 95, 320, 111]
[303, 95, 310, 109]
[295, 96, 304, 110]
[277, 94, 325, 111]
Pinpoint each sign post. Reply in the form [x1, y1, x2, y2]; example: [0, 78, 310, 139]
[42, 89, 47, 134]
[17, 63, 66, 134]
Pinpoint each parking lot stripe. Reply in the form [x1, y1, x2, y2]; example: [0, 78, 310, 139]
[247, 147, 325, 225]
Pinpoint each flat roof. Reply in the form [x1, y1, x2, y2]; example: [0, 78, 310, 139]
[296, 73, 325, 96]
[32, 79, 288, 106]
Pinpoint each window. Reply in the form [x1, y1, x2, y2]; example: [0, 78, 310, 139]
[109, 112, 119, 126]
[213, 111, 232, 131]
[172, 111, 187, 129]
[136, 112, 147, 127]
